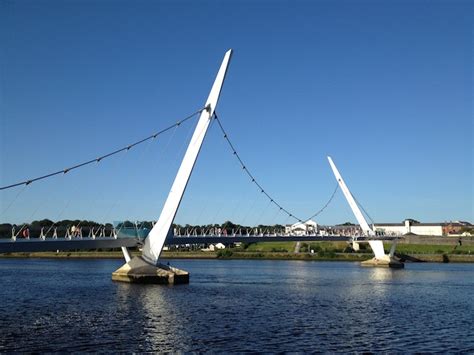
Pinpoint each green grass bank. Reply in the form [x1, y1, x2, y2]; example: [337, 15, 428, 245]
[1, 241, 473, 263]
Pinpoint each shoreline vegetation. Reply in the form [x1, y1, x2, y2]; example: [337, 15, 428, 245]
[1, 242, 473, 263]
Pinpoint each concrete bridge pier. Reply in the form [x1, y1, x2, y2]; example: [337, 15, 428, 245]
[112, 256, 189, 284]
[112, 50, 233, 284]
[327, 156, 404, 269]
[360, 240, 404, 268]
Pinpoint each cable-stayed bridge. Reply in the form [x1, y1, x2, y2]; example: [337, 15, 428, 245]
[0, 50, 403, 283]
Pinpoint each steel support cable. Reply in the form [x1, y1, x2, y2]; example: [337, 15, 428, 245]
[351, 193, 375, 225]
[123, 137, 158, 231]
[86, 138, 147, 237]
[302, 183, 339, 223]
[220, 192, 246, 234]
[205, 118, 238, 232]
[189, 203, 208, 232]
[254, 198, 273, 230]
[98, 147, 132, 226]
[33, 181, 68, 238]
[239, 191, 262, 228]
[132, 123, 181, 231]
[213, 112, 304, 223]
[81, 145, 127, 228]
[41, 171, 88, 238]
[169, 113, 213, 231]
[220, 196, 246, 234]
[263, 204, 286, 235]
[0, 184, 27, 219]
[268, 203, 285, 227]
[135, 120, 196, 235]
[214, 112, 347, 226]
[14, 180, 63, 238]
[0, 108, 205, 191]
[209, 188, 226, 228]
[64, 150, 136, 238]
[142, 126, 195, 233]
[209, 119, 247, 235]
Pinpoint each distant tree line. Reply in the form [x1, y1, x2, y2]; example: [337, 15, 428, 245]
[0, 218, 360, 239]
[172, 221, 286, 236]
[0, 219, 113, 239]
[0, 219, 287, 239]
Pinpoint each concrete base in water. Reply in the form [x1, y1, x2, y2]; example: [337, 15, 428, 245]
[112, 256, 189, 284]
[361, 257, 405, 269]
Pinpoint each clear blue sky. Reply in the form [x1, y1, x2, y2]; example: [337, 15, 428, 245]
[1, 0, 472, 226]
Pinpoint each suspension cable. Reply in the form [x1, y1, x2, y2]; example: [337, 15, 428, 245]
[303, 183, 339, 223]
[0, 184, 27, 218]
[214, 112, 304, 223]
[214, 111, 342, 225]
[0, 108, 205, 191]
[351, 193, 376, 225]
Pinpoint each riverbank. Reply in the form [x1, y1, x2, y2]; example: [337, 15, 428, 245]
[0, 250, 368, 261]
[1, 249, 473, 263]
[1, 240, 473, 262]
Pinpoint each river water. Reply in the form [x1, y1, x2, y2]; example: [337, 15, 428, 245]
[0, 258, 472, 352]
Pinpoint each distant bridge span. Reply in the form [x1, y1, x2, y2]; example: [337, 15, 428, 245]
[0, 235, 401, 253]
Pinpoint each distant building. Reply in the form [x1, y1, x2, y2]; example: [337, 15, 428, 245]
[212, 243, 226, 250]
[201, 243, 226, 252]
[374, 219, 472, 236]
[285, 220, 317, 235]
[442, 221, 472, 236]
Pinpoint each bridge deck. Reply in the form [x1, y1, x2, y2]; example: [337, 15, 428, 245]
[168, 235, 399, 244]
[0, 235, 401, 253]
[0, 238, 140, 253]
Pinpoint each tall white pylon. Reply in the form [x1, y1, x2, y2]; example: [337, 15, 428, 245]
[327, 156, 374, 236]
[142, 50, 233, 265]
[327, 156, 387, 260]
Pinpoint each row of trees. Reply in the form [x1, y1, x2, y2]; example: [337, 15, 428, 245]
[172, 221, 286, 235]
[0, 220, 114, 239]
[1, 219, 358, 238]
[0, 219, 288, 238]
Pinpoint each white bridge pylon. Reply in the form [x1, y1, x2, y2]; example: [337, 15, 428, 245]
[141, 50, 233, 266]
[327, 156, 399, 264]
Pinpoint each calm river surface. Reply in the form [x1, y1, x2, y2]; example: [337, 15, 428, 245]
[0, 259, 473, 352]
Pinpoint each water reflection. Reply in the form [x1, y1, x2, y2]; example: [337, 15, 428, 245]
[114, 282, 188, 351]
[1, 259, 473, 352]
[368, 266, 397, 282]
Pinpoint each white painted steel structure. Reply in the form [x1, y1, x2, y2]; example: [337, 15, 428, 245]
[327, 156, 389, 260]
[142, 50, 233, 265]
[327, 157, 374, 236]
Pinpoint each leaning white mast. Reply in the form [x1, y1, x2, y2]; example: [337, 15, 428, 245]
[112, 50, 233, 283]
[142, 49, 233, 266]
[327, 156, 403, 267]
[327, 156, 374, 236]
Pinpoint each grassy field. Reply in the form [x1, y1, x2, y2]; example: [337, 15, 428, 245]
[243, 241, 350, 252]
[1, 241, 472, 262]
[243, 241, 473, 255]
[245, 242, 296, 252]
[391, 243, 472, 255]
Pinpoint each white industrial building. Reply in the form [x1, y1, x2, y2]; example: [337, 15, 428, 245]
[201, 243, 226, 252]
[285, 220, 318, 235]
[374, 219, 471, 236]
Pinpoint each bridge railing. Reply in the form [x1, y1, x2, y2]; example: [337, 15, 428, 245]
[171, 228, 404, 239]
[8, 226, 118, 241]
[4, 225, 404, 242]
